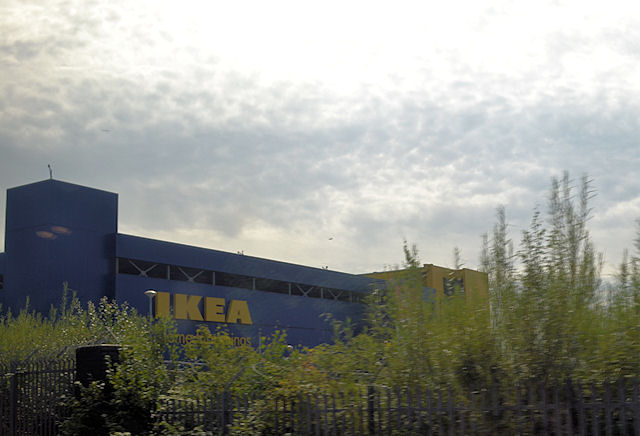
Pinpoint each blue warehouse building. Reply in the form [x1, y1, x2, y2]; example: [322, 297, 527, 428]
[0, 179, 383, 347]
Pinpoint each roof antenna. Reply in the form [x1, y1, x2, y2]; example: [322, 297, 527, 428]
[48, 164, 53, 179]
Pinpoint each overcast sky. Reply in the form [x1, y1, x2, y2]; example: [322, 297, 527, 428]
[1, 0, 639, 277]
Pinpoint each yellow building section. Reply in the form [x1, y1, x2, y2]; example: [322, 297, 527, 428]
[366, 264, 488, 301]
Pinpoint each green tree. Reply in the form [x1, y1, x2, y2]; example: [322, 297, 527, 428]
[470, 172, 640, 390]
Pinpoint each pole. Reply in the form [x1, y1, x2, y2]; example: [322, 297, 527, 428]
[144, 289, 157, 320]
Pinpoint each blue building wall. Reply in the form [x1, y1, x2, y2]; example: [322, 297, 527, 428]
[3, 180, 117, 313]
[1, 179, 381, 347]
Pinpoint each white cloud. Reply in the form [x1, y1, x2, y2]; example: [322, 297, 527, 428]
[1, 0, 639, 278]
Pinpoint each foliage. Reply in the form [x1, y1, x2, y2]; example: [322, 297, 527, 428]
[0, 284, 91, 364]
[340, 242, 502, 396]
[59, 381, 113, 436]
[0, 289, 179, 435]
[481, 172, 640, 385]
[105, 314, 178, 434]
[55, 298, 178, 435]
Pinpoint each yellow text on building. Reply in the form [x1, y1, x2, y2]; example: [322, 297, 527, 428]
[155, 292, 253, 324]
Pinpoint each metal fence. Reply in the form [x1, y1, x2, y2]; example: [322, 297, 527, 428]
[0, 358, 75, 436]
[157, 381, 640, 435]
[2, 358, 640, 435]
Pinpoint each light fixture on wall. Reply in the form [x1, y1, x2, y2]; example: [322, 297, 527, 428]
[144, 289, 157, 320]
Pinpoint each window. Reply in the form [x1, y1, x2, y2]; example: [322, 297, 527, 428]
[116, 257, 365, 303]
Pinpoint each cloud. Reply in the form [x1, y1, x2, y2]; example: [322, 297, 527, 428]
[1, 0, 639, 276]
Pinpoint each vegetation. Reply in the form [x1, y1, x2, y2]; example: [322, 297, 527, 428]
[1, 172, 639, 434]
[0, 287, 161, 365]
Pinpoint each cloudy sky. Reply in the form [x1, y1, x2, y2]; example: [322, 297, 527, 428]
[1, 0, 639, 277]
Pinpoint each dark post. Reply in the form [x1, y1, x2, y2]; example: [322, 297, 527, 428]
[449, 387, 455, 436]
[9, 361, 17, 436]
[633, 381, 639, 436]
[75, 344, 121, 395]
[222, 390, 231, 435]
[367, 385, 375, 435]
[565, 379, 575, 435]
[604, 382, 612, 436]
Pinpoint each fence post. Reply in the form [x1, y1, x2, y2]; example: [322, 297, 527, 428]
[367, 385, 375, 436]
[222, 390, 231, 435]
[604, 382, 612, 436]
[565, 379, 575, 436]
[9, 361, 17, 436]
[540, 383, 548, 436]
[75, 344, 121, 395]
[617, 380, 626, 436]
[632, 380, 640, 436]
[448, 387, 455, 436]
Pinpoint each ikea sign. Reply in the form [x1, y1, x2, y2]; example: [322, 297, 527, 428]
[155, 292, 253, 325]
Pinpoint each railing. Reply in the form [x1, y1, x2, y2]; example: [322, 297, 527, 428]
[156, 381, 640, 435]
[0, 359, 75, 436]
[2, 358, 640, 435]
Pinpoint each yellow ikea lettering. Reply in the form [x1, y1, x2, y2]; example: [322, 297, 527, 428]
[156, 291, 171, 317]
[154, 292, 252, 325]
[205, 297, 226, 322]
[226, 300, 252, 325]
[174, 294, 204, 320]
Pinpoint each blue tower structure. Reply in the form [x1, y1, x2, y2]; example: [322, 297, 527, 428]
[0, 179, 382, 347]
[2, 180, 117, 313]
